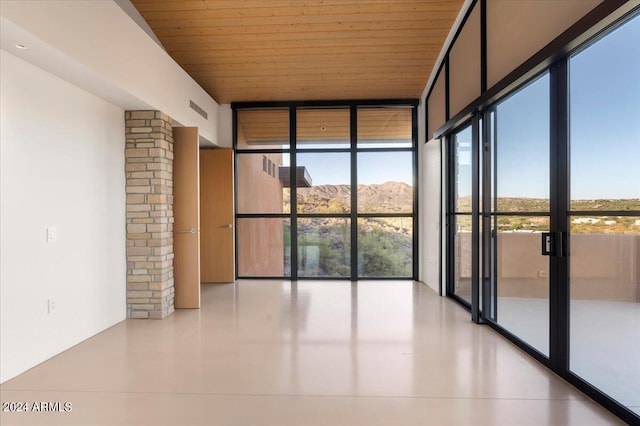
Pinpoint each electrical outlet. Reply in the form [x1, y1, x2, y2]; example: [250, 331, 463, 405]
[46, 227, 57, 243]
[47, 298, 56, 314]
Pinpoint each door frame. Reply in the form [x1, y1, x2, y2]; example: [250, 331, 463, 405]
[445, 67, 566, 362]
[442, 11, 640, 420]
[172, 126, 201, 309]
[445, 119, 475, 311]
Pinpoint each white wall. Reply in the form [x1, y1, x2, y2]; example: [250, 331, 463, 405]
[0, 0, 219, 145]
[217, 104, 233, 148]
[418, 2, 472, 295]
[421, 139, 443, 294]
[418, 95, 443, 294]
[419, 118, 441, 292]
[0, 51, 127, 382]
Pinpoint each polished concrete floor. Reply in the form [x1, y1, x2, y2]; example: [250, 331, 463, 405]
[0, 281, 623, 425]
[497, 297, 640, 415]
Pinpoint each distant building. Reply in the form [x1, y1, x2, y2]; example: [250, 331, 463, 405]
[572, 217, 600, 224]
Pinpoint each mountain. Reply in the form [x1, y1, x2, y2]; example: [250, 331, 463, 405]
[455, 197, 640, 213]
[285, 181, 413, 213]
[282, 181, 413, 276]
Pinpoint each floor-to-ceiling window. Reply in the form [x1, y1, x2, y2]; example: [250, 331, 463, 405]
[488, 73, 551, 357]
[445, 9, 639, 422]
[235, 102, 417, 280]
[357, 107, 415, 278]
[568, 12, 640, 416]
[236, 108, 291, 277]
[296, 108, 352, 278]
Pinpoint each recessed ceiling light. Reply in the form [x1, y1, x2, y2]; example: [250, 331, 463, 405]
[15, 44, 27, 50]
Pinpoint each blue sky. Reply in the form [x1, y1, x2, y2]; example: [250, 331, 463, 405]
[283, 151, 413, 186]
[286, 14, 639, 198]
[569, 13, 640, 200]
[494, 73, 550, 199]
[457, 13, 639, 201]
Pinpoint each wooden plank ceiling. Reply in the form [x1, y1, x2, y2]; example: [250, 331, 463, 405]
[131, 0, 464, 104]
[237, 107, 413, 145]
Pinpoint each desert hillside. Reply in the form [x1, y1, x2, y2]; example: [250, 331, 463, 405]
[283, 181, 413, 277]
[285, 181, 413, 213]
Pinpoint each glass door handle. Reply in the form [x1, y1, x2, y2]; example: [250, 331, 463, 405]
[541, 232, 564, 257]
[542, 233, 554, 255]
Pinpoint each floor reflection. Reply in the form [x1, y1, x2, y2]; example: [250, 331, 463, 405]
[0, 280, 622, 425]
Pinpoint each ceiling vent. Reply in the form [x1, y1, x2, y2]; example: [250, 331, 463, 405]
[189, 100, 208, 120]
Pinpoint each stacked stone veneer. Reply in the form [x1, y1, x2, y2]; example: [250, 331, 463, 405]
[125, 111, 175, 319]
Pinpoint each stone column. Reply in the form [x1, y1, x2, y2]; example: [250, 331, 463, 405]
[125, 111, 175, 319]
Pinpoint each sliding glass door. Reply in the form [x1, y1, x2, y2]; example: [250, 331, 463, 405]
[448, 125, 472, 305]
[568, 13, 640, 415]
[487, 73, 551, 356]
[446, 10, 639, 421]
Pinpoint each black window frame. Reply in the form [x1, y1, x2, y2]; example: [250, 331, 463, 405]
[233, 100, 419, 281]
[438, 3, 640, 423]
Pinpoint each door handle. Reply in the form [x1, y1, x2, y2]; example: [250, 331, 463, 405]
[541, 232, 563, 257]
[542, 233, 553, 255]
[225, 224, 233, 229]
[176, 228, 196, 234]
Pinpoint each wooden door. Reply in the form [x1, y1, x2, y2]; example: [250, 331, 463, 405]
[173, 127, 200, 308]
[200, 149, 235, 282]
